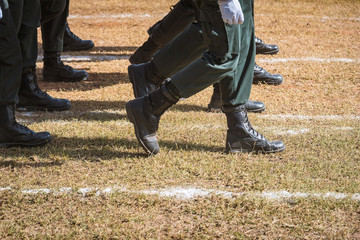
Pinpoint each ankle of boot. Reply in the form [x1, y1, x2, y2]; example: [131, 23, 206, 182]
[222, 104, 246, 114]
[43, 51, 60, 65]
[22, 67, 36, 75]
[145, 62, 166, 85]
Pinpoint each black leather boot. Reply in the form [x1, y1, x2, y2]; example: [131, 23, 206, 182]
[207, 83, 265, 113]
[255, 36, 279, 55]
[253, 63, 283, 85]
[223, 105, 285, 153]
[43, 52, 88, 82]
[128, 63, 165, 98]
[17, 67, 71, 111]
[0, 105, 52, 147]
[126, 83, 179, 155]
[63, 22, 94, 51]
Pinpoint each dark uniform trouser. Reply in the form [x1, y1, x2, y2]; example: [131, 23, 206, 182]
[154, 0, 255, 106]
[0, 0, 22, 105]
[41, 0, 69, 52]
[7, 0, 65, 68]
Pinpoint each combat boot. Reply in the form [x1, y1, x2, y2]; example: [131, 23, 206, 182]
[223, 105, 285, 153]
[126, 83, 179, 155]
[63, 22, 94, 51]
[43, 51, 88, 82]
[17, 67, 71, 111]
[0, 105, 52, 147]
[255, 36, 279, 55]
[207, 83, 265, 113]
[128, 63, 165, 98]
[253, 63, 283, 85]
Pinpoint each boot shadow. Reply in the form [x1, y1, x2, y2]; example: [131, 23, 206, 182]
[37, 71, 129, 92]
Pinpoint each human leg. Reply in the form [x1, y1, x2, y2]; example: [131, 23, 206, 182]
[0, 0, 51, 147]
[9, 0, 71, 111]
[41, 0, 88, 82]
[129, 0, 195, 64]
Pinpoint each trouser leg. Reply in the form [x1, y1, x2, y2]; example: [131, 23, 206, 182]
[41, 0, 68, 52]
[152, 22, 206, 79]
[0, 0, 22, 105]
[170, 0, 254, 106]
[219, 0, 255, 106]
[8, 0, 40, 68]
[149, 0, 195, 46]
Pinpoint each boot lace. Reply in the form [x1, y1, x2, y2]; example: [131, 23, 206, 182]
[254, 63, 263, 72]
[243, 113, 266, 141]
[66, 23, 81, 41]
[255, 37, 264, 44]
[7, 106, 31, 132]
[29, 69, 50, 98]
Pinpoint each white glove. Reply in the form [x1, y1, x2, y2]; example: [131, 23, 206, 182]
[218, 0, 244, 25]
[0, 7, 3, 19]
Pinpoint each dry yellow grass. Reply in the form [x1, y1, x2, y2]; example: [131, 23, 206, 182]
[0, 0, 359, 239]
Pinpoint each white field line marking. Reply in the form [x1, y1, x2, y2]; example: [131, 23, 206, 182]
[262, 114, 360, 121]
[257, 58, 360, 63]
[16, 110, 360, 121]
[67, 14, 360, 22]
[1, 186, 359, 201]
[36, 55, 360, 63]
[68, 13, 153, 19]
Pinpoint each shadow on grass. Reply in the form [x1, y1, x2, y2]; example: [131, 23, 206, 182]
[172, 103, 208, 113]
[0, 136, 222, 166]
[37, 72, 129, 92]
[0, 159, 64, 169]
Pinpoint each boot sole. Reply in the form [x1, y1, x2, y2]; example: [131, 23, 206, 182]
[43, 74, 88, 82]
[63, 44, 94, 52]
[208, 106, 265, 113]
[227, 145, 286, 154]
[256, 49, 279, 55]
[0, 137, 52, 148]
[125, 102, 155, 155]
[252, 79, 283, 86]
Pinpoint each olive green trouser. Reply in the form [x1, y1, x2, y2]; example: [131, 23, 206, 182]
[0, 0, 21, 105]
[41, 0, 69, 52]
[154, 0, 255, 106]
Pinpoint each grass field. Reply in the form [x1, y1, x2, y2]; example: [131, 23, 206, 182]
[1, 0, 360, 238]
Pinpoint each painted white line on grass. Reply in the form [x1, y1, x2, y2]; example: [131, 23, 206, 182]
[36, 55, 360, 63]
[257, 58, 360, 63]
[67, 14, 360, 22]
[262, 114, 360, 121]
[68, 13, 153, 19]
[1, 186, 360, 201]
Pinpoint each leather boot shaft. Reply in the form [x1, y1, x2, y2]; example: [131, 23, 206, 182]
[148, 83, 179, 116]
[17, 67, 71, 111]
[0, 105, 52, 147]
[43, 51, 88, 82]
[223, 105, 285, 153]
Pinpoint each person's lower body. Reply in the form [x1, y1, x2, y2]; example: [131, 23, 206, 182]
[8, 0, 71, 111]
[129, 23, 265, 113]
[126, 0, 284, 155]
[0, 0, 52, 147]
[41, 0, 88, 82]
